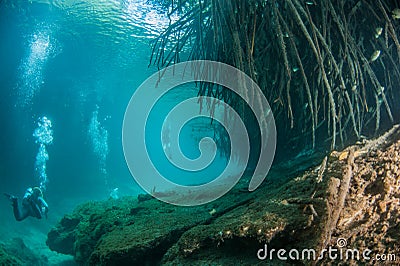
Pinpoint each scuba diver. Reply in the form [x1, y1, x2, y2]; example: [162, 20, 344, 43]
[4, 187, 48, 221]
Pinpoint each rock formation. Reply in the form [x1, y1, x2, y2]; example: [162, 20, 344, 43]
[47, 126, 400, 265]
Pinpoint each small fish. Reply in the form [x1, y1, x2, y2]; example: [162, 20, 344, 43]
[375, 27, 383, 38]
[292, 67, 299, 72]
[209, 208, 217, 215]
[305, 1, 314, 5]
[370, 50, 381, 62]
[392, 8, 400, 19]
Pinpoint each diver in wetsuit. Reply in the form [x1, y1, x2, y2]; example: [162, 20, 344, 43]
[5, 187, 49, 221]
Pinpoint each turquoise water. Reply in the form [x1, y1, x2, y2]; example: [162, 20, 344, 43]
[0, 1, 230, 263]
[1, 0, 229, 198]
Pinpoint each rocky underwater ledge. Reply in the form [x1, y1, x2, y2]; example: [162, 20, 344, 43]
[3, 126, 400, 265]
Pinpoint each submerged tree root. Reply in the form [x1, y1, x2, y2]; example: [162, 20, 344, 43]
[151, 0, 400, 153]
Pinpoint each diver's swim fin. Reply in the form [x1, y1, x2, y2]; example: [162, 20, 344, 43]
[3, 193, 17, 202]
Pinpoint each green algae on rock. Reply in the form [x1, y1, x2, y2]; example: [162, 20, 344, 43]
[47, 126, 400, 265]
[47, 185, 255, 265]
[0, 245, 23, 266]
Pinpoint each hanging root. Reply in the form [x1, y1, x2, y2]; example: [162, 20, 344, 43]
[151, 0, 400, 153]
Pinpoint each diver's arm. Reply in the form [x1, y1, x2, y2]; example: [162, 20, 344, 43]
[38, 197, 49, 218]
[38, 196, 48, 208]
